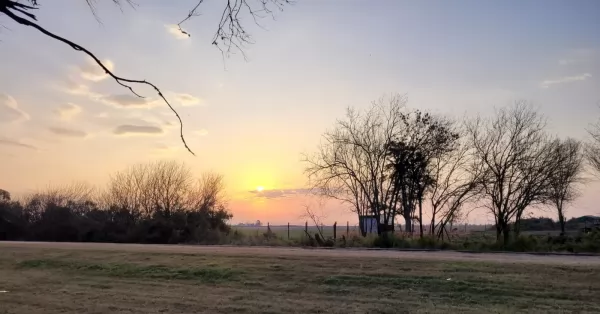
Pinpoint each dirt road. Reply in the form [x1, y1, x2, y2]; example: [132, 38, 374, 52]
[1, 241, 599, 265]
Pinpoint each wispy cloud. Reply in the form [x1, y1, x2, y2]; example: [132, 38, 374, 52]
[0, 137, 37, 150]
[113, 124, 164, 136]
[152, 143, 180, 155]
[558, 48, 595, 66]
[100, 94, 160, 109]
[48, 127, 88, 138]
[0, 93, 30, 124]
[54, 103, 82, 121]
[540, 73, 592, 88]
[249, 188, 312, 199]
[78, 57, 114, 82]
[174, 93, 202, 106]
[165, 24, 189, 40]
[558, 59, 576, 66]
[194, 129, 209, 136]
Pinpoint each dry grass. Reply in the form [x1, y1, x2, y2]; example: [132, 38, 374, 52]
[1, 243, 599, 313]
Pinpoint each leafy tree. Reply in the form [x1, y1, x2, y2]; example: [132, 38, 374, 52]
[386, 110, 459, 236]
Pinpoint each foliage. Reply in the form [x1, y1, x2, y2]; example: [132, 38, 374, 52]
[0, 161, 232, 244]
[386, 109, 460, 235]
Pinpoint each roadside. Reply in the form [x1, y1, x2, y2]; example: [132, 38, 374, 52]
[2, 241, 600, 265]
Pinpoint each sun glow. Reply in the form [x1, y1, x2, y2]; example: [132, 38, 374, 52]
[256, 186, 264, 192]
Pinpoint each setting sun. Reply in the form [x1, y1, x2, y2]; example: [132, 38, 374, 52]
[256, 186, 264, 192]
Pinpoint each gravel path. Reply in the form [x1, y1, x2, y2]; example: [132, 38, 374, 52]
[2, 241, 599, 266]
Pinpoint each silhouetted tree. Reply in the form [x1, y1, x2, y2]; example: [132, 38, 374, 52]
[103, 161, 192, 217]
[0, 189, 10, 202]
[546, 138, 584, 235]
[427, 127, 482, 240]
[386, 110, 459, 236]
[586, 112, 600, 177]
[0, 0, 293, 154]
[467, 102, 556, 243]
[0, 161, 231, 244]
[304, 94, 409, 236]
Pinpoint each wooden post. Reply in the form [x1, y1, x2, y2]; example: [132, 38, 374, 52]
[287, 222, 290, 239]
[305, 221, 308, 235]
[347, 221, 349, 237]
[333, 222, 337, 240]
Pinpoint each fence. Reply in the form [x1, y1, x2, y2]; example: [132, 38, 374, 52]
[233, 221, 365, 240]
[232, 222, 492, 242]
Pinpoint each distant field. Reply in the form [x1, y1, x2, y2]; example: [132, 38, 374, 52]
[1, 242, 599, 313]
[233, 225, 363, 239]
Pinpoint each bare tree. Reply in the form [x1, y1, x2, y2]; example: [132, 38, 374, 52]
[467, 102, 556, 243]
[1, 0, 293, 154]
[301, 203, 327, 241]
[586, 114, 600, 177]
[104, 160, 192, 217]
[303, 94, 409, 236]
[546, 138, 584, 235]
[186, 172, 227, 212]
[428, 132, 481, 240]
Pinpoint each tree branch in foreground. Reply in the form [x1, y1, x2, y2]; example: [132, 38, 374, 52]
[1, 1, 195, 155]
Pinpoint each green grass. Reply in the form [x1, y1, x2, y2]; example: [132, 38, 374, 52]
[1, 245, 599, 313]
[17, 259, 239, 283]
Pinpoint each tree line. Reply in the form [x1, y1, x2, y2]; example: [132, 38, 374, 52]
[0, 161, 231, 243]
[304, 94, 598, 243]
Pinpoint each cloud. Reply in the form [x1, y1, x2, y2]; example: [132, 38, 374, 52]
[165, 24, 189, 40]
[59, 79, 159, 110]
[153, 143, 180, 155]
[54, 103, 82, 121]
[96, 112, 109, 118]
[194, 129, 209, 136]
[540, 73, 592, 88]
[558, 48, 595, 66]
[0, 94, 29, 124]
[558, 59, 576, 66]
[249, 188, 312, 199]
[113, 124, 164, 136]
[0, 137, 37, 150]
[48, 127, 88, 138]
[174, 93, 202, 106]
[78, 57, 115, 81]
[100, 94, 160, 108]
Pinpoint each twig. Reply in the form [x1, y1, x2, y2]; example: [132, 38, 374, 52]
[1, 2, 195, 155]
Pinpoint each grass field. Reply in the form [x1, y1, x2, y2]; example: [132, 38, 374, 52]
[1, 243, 600, 313]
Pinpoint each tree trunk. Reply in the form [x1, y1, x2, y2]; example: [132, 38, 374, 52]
[418, 198, 424, 238]
[358, 218, 367, 237]
[502, 221, 510, 246]
[495, 223, 502, 242]
[558, 209, 566, 235]
[404, 213, 412, 233]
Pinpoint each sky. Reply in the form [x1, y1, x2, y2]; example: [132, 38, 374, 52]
[1, 0, 599, 225]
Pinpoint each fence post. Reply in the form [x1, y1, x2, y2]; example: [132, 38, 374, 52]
[287, 222, 290, 239]
[305, 221, 308, 235]
[333, 222, 337, 240]
[347, 221, 349, 237]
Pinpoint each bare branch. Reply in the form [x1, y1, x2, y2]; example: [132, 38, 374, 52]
[1, 2, 195, 155]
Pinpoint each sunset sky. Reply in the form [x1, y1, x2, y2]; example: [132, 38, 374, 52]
[1, 1, 599, 225]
